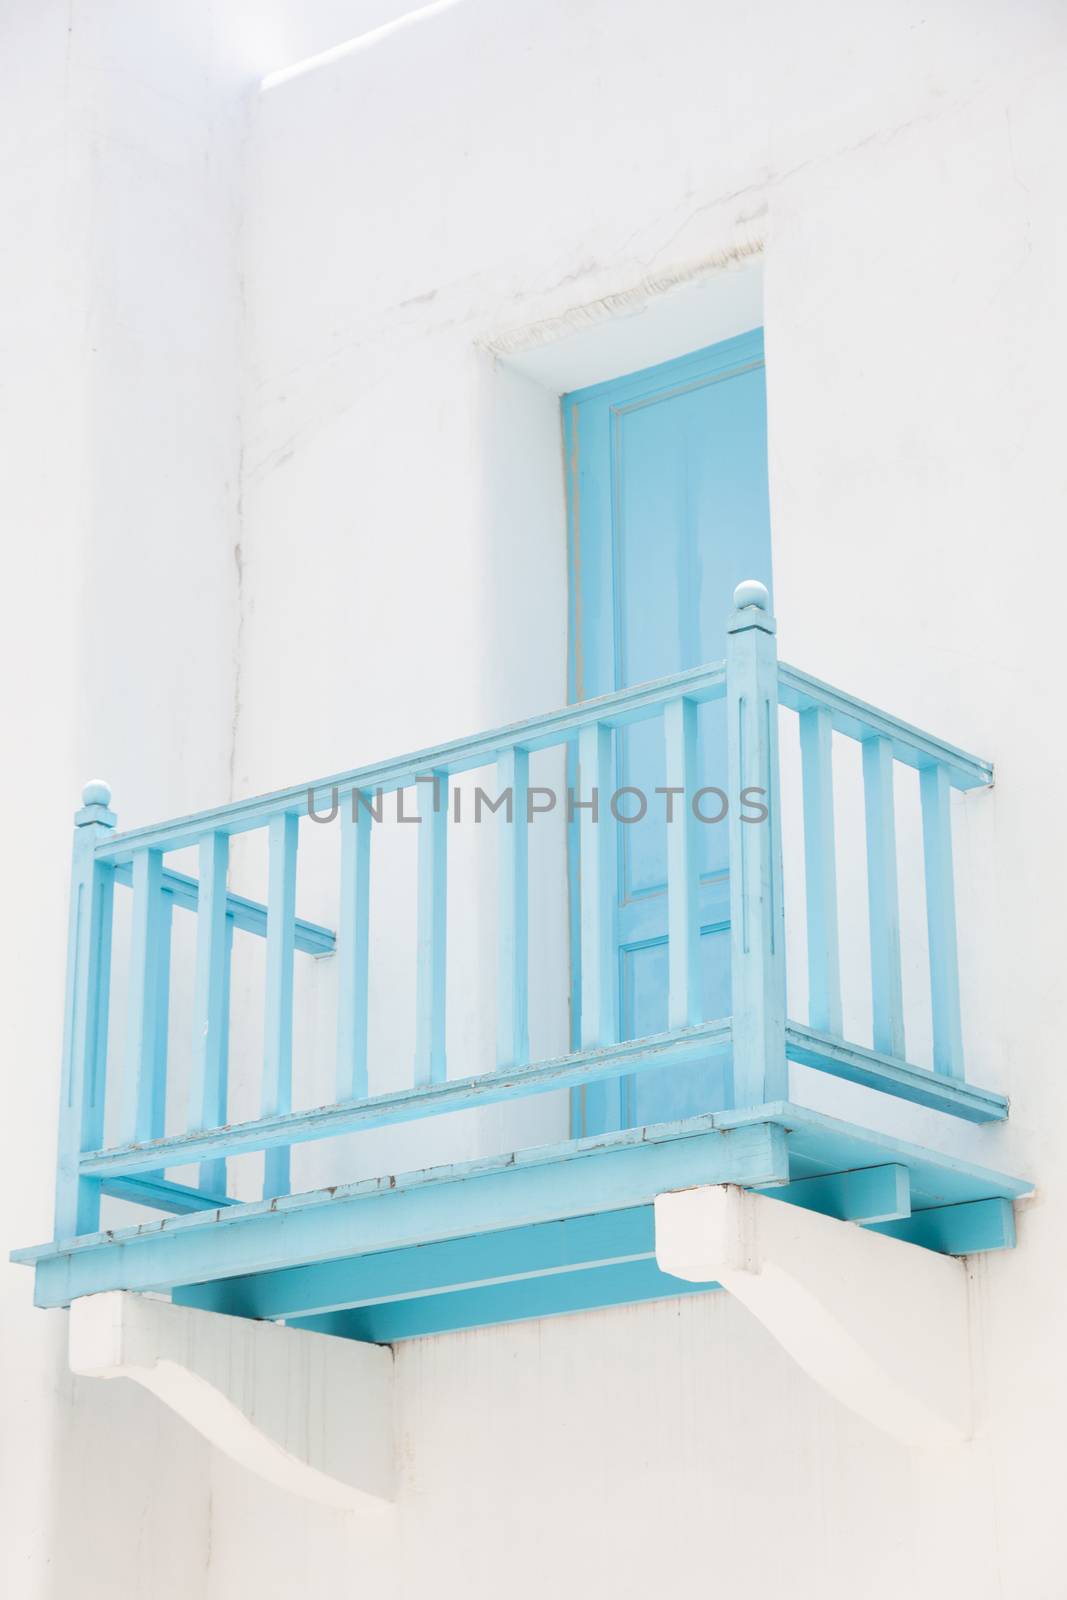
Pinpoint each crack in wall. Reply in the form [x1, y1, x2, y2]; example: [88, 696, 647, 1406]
[229, 511, 245, 804]
[485, 236, 765, 359]
[227, 86, 256, 805]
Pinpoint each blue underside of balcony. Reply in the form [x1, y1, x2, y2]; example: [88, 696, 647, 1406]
[14, 1102, 1030, 1344]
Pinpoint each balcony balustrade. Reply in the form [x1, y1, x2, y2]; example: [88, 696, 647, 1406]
[13, 583, 1030, 1340]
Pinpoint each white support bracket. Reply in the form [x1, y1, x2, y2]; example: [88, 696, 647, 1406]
[69, 1291, 396, 1511]
[654, 1185, 972, 1448]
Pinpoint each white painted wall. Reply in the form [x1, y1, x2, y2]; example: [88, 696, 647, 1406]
[0, 5, 239, 1591]
[4, 0, 1067, 1594]
[0, 1, 426, 1591]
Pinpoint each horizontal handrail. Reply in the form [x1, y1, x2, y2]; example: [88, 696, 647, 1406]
[784, 1022, 1006, 1122]
[78, 1020, 734, 1177]
[92, 660, 992, 869]
[100, 1175, 236, 1214]
[94, 660, 730, 864]
[112, 861, 335, 954]
[76, 1007, 1010, 1184]
[778, 665, 993, 789]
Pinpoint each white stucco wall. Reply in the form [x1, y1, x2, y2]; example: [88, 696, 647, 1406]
[0, 3, 429, 1592]
[4, 0, 1067, 1595]
[0, 6, 239, 1592]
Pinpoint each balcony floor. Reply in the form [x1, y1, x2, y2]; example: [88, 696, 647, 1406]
[14, 1104, 1030, 1342]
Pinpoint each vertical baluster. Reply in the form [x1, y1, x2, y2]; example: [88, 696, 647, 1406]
[415, 772, 448, 1086]
[862, 735, 905, 1058]
[726, 581, 787, 1107]
[920, 763, 964, 1079]
[55, 781, 116, 1239]
[337, 793, 372, 1100]
[496, 747, 530, 1068]
[664, 697, 702, 1029]
[565, 736, 583, 1139]
[200, 917, 234, 1197]
[156, 892, 174, 1125]
[189, 831, 231, 1194]
[577, 721, 617, 1051]
[263, 813, 298, 1197]
[799, 704, 843, 1037]
[123, 845, 170, 1145]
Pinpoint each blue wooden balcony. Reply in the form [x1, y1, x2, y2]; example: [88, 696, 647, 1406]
[13, 583, 1030, 1338]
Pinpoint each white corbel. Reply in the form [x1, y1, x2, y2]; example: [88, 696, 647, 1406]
[655, 1184, 972, 1447]
[69, 1291, 395, 1511]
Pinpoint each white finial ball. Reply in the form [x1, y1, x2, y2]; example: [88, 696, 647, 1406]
[82, 779, 111, 808]
[733, 579, 770, 611]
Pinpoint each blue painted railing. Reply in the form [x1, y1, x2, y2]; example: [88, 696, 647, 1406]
[53, 581, 1003, 1247]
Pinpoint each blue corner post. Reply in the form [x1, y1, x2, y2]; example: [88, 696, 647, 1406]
[54, 780, 116, 1241]
[727, 582, 788, 1107]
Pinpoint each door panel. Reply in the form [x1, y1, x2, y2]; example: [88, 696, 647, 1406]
[564, 329, 773, 1136]
[622, 926, 733, 1125]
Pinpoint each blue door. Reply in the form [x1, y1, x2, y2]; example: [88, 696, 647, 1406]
[564, 329, 773, 1136]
